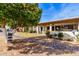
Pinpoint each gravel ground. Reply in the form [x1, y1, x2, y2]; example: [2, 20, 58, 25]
[0, 32, 79, 56]
[0, 38, 79, 56]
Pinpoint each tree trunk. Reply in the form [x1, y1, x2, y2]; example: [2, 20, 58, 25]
[2, 17, 7, 43]
[0, 17, 8, 52]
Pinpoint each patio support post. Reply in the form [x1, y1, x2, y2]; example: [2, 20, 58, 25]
[45, 26, 47, 31]
[33, 26, 35, 31]
[42, 26, 45, 34]
[36, 26, 39, 34]
[44, 26, 47, 34]
[39, 26, 42, 34]
[54, 25, 55, 31]
[49, 25, 52, 32]
[28, 27, 31, 32]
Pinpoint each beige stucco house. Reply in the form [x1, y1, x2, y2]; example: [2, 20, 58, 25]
[33, 17, 79, 34]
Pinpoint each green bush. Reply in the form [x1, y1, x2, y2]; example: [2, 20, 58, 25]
[49, 34, 53, 38]
[52, 33, 58, 39]
[46, 31, 53, 38]
[46, 31, 50, 37]
[58, 32, 63, 40]
[76, 34, 79, 40]
[30, 30, 36, 33]
[53, 33, 58, 37]
[66, 39, 73, 41]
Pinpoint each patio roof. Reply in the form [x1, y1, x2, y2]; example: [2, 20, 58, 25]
[38, 17, 79, 26]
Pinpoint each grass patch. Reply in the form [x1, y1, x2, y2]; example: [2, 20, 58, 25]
[15, 32, 42, 38]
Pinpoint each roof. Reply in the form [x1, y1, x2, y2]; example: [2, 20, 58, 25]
[38, 17, 79, 26]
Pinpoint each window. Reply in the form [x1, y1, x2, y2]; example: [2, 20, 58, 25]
[52, 26, 54, 31]
[64, 24, 77, 30]
[47, 26, 49, 30]
[55, 26, 61, 31]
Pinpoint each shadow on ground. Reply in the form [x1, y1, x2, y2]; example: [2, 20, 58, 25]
[8, 36, 79, 55]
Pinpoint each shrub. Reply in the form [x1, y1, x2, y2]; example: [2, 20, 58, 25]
[49, 34, 53, 38]
[58, 32, 63, 40]
[46, 31, 50, 38]
[30, 30, 36, 33]
[76, 34, 79, 39]
[66, 39, 73, 41]
[45, 31, 52, 38]
[52, 33, 58, 39]
[53, 33, 58, 37]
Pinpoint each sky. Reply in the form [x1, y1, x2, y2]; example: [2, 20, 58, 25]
[38, 3, 79, 22]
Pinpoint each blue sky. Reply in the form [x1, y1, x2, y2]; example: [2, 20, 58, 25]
[38, 3, 79, 22]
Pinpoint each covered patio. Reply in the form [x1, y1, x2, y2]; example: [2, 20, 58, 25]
[35, 18, 79, 34]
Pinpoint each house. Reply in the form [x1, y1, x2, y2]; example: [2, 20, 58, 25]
[35, 17, 79, 34]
